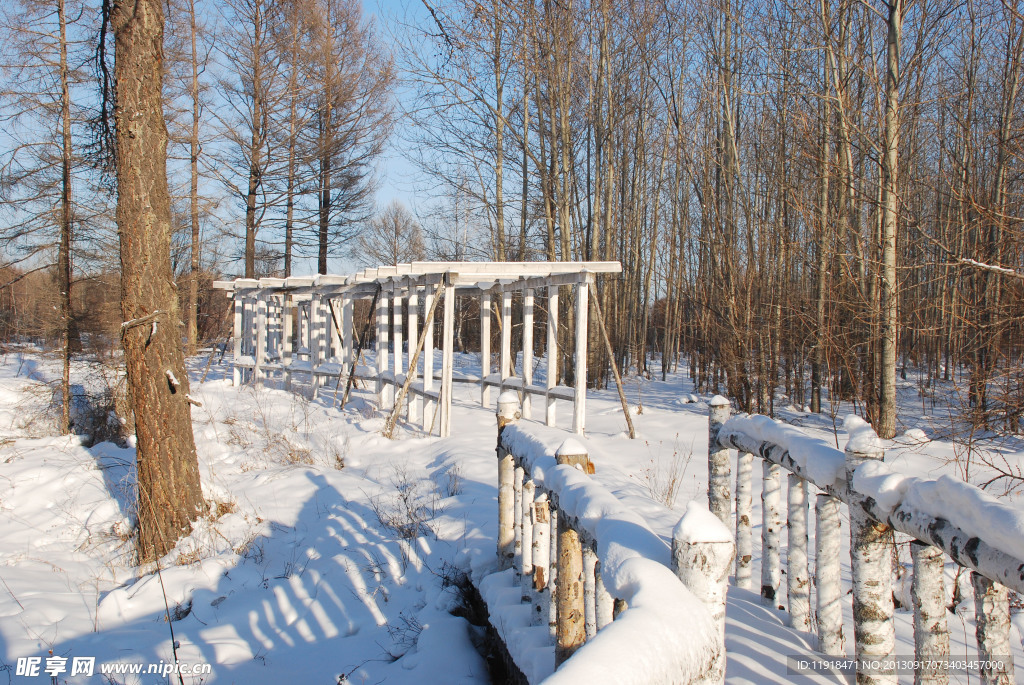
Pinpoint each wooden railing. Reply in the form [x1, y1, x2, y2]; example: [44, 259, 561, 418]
[708, 397, 1021, 685]
[482, 393, 732, 684]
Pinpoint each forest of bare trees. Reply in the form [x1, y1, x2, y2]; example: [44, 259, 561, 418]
[0, 0, 1021, 442]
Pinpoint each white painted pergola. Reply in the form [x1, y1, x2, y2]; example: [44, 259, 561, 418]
[212, 261, 622, 437]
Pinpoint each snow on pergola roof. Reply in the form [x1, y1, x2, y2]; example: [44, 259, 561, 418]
[212, 261, 622, 295]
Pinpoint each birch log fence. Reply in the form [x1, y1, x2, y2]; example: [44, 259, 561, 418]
[708, 397, 1023, 685]
[481, 392, 732, 684]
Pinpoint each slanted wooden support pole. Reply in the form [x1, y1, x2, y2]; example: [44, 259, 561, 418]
[815, 493, 844, 656]
[382, 289, 442, 439]
[572, 281, 588, 435]
[911, 541, 949, 685]
[496, 392, 520, 570]
[708, 396, 732, 528]
[735, 450, 753, 589]
[846, 423, 896, 685]
[972, 572, 1014, 685]
[788, 474, 811, 631]
[522, 289, 534, 419]
[588, 282, 635, 438]
[521, 479, 535, 602]
[672, 501, 734, 685]
[481, 289, 492, 407]
[546, 285, 558, 427]
[761, 460, 782, 607]
[554, 439, 589, 666]
[531, 495, 551, 627]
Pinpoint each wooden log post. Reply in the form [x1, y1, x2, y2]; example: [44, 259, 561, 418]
[708, 396, 732, 528]
[911, 541, 949, 685]
[496, 391, 521, 570]
[531, 494, 551, 628]
[595, 563, 614, 631]
[788, 474, 811, 631]
[513, 464, 525, 581]
[735, 450, 753, 589]
[972, 572, 1015, 685]
[761, 461, 782, 607]
[521, 479, 535, 602]
[554, 439, 590, 666]
[672, 501, 734, 685]
[582, 545, 598, 640]
[816, 493, 845, 656]
[846, 423, 896, 685]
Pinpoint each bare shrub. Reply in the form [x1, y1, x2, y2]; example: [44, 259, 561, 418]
[369, 465, 443, 539]
[633, 434, 695, 508]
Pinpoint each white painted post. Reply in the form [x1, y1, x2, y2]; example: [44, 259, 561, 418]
[815, 493, 844, 656]
[761, 461, 782, 607]
[481, 289, 492, 407]
[846, 422, 896, 685]
[546, 285, 558, 427]
[708, 396, 732, 528]
[501, 288, 512, 390]
[735, 450, 753, 589]
[283, 294, 293, 390]
[376, 284, 389, 407]
[309, 293, 323, 398]
[788, 474, 811, 632]
[440, 281, 455, 437]
[531, 495, 551, 628]
[523, 288, 534, 419]
[911, 541, 949, 685]
[972, 572, 1014, 685]
[341, 294, 353, 392]
[583, 545, 598, 640]
[255, 292, 267, 384]
[496, 391, 520, 570]
[393, 285, 403, 378]
[232, 295, 243, 386]
[422, 284, 436, 433]
[522, 479, 535, 602]
[407, 287, 419, 424]
[672, 501, 734, 685]
[572, 280, 588, 435]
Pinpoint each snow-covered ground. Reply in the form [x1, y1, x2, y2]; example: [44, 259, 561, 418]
[0, 347, 1021, 684]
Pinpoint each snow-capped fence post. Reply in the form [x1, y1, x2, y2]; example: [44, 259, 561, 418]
[971, 572, 1015, 685]
[788, 474, 811, 631]
[761, 461, 782, 606]
[582, 545, 598, 639]
[815, 493, 844, 656]
[514, 464, 525, 581]
[910, 541, 949, 685]
[845, 422, 896, 685]
[735, 449, 753, 589]
[531, 494, 551, 627]
[708, 396, 732, 528]
[554, 439, 590, 666]
[672, 501, 734, 685]
[497, 392, 521, 570]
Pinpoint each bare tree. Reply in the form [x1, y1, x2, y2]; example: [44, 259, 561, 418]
[352, 199, 426, 266]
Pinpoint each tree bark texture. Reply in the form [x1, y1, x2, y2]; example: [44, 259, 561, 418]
[113, 0, 205, 562]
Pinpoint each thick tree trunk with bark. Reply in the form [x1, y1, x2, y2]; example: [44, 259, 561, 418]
[113, 0, 205, 562]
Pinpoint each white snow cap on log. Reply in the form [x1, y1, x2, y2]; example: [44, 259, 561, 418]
[710, 395, 730, 407]
[851, 461, 910, 515]
[843, 415, 883, 456]
[674, 501, 734, 544]
[556, 438, 588, 457]
[719, 414, 845, 487]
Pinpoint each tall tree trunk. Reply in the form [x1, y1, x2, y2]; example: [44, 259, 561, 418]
[877, 0, 904, 439]
[58, 0, 73, 435]
[186, 0, 201, 353]
[113, 0, 205, 562]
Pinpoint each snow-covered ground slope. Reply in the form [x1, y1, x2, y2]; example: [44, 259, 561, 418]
[0, 347, 1021, 683]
